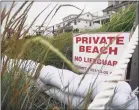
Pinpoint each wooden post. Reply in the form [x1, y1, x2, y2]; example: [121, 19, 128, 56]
[129, 1, 139, 90]
[52, 26, 54, 36]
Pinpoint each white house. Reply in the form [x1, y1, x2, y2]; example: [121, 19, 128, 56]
[54, 1, 136, 33]
[103, 1, 136, 15]
[55, 12, 102, 32]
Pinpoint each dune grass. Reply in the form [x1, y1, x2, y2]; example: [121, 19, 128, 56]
[80, 4, 136, 33]
[1, 1, 81, 110]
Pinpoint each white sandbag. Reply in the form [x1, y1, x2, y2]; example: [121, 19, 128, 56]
[36, 78, 85, 108]
[125, 93, 138, 109]
[46, 88, 85, 108]
[2, 56, 39, 75]
[109, 81, 138, 109]
[39, 65, 107, 99]
[63, 74, 102, 99]
[39, 65, 78, 89]
[110, 92, 138, 109]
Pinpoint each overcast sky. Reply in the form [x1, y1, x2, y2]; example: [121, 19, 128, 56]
[2, 2, 108, 28]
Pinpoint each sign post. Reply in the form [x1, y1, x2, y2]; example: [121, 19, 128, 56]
[129, 1, 139, 90]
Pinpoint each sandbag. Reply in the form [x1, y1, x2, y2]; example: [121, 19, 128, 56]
[36, 78, 85, 108]
[39, 65, 107, 99]
[37, 76, 138, 109]
[3, 56, 39, 75]
[39, 65, 78, 89]
[109, 81, 138, 109]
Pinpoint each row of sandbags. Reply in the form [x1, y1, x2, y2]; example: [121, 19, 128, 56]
[2, 56, 138, 109]
[36, 65, 138, 109]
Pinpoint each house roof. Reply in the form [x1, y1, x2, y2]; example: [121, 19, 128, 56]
[103, 5, 114, 12]
[62, 12, 96, 20]
[77, 18, 92, 21]
[103, 1, 136, 12]
[62, 14, 78, 20]
[81, 12, 96, 17]
[56, 17, 93, 26]
[56, 19, 74, 26]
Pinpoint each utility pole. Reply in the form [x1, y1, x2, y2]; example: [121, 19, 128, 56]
[52, 26, 55, 36]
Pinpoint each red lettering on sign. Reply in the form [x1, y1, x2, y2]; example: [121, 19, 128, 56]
[79, 46, 84, 52]
[97, 59, 101, 64]
[76, 36, 124, 45]
[75, 56, 82, 61]
[93, 46, 99, 53]
[107, 60, 112, 66]
[82, 37, 88, 43]
[116, 37, 124, 45]
[109, 47, 118, 55]
[76, 37, 81, 43]
[107, 37, 115, 44]
[100, 47, 107, 54]
[86, 46, 91, 52]
[93, 37, 100, 44]
[100, 37, 107, 44]
[113, 61, 117, 66]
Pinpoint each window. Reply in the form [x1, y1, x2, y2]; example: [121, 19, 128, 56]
[94, 20, 100, 24]
[58, 25, 60, 28]
[78, 20, 80, 22]
[86, 21, 88, 24]
[74, 20, 77, 25]
[67, 21, 71, 26]
[87, 14, 89, 17]
[90, 22, 91, 27]
[115, 1, 119, 5]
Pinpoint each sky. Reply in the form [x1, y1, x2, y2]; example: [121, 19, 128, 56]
[2, 2, 108, 28]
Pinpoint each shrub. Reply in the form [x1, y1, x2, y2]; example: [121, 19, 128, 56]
[1, 2, 80, 110]
[94, 4, 136, 32]
[73, 28, 79, 33]
[3, 32, 73, 69]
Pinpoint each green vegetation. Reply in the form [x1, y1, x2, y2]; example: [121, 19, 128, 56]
[95, 4, 136, 32]
[3, 32, 73, 69]
[81, 4, 136, 33]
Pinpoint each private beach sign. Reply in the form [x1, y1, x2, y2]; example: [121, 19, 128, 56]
[73, 33, 130, 77]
